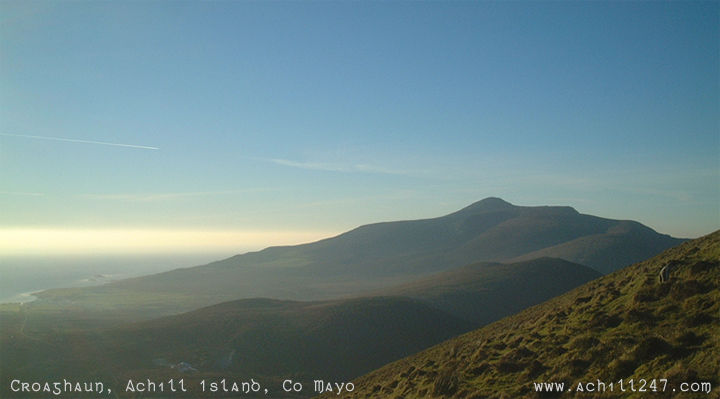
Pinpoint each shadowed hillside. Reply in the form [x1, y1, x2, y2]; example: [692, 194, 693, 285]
[0, 257, 600, 397]
[374, 257, 601, 325]
[0, 296, 471, 398]
[339, 231, 719, 398]
[32, 198, 683, 318]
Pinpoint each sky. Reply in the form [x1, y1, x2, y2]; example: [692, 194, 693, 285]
[1, 1, 718, 255]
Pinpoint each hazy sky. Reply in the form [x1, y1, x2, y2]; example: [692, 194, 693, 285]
[1, 1, 718, 254]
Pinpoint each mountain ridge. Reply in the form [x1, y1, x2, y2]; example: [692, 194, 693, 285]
[33, 198, 684, 318]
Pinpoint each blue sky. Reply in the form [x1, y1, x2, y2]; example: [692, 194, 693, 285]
[1, 1, 718, 253]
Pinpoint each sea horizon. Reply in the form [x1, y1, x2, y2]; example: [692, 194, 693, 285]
[0, 251, 242, 304]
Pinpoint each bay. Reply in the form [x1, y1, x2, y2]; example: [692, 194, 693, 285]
[0, 252, 237, 304]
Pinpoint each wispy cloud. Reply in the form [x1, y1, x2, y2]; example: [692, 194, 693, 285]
[0, 133, 159, 150]
[287, 190, 423, 210]
[81, 188, 271, 202]
[260, 157, 415, 176]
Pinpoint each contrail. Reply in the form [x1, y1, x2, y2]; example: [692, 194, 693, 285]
[0, 133, 159, 150]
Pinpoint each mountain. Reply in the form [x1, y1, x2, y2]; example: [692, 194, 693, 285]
[374, 257, 601, 325]
[340, 230, 719, 399]
[33, 198, 683, 318]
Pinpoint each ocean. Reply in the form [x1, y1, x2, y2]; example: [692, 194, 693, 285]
[0, 252, 238, 304]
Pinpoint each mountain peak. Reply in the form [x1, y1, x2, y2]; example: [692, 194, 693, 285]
[454, 197, 515, 214]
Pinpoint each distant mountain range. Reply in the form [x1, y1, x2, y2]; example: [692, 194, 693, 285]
[34, 198, 683, 318]
[341, 230, 719, 398]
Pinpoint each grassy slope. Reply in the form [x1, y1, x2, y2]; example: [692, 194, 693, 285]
[339, 231, 719, 399]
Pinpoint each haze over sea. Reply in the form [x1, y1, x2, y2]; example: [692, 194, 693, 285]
[0, 252, 239, 304]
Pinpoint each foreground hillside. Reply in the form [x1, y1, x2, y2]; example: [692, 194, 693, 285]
[32, 198, 682, 318]
[341, 231, 719, 399]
